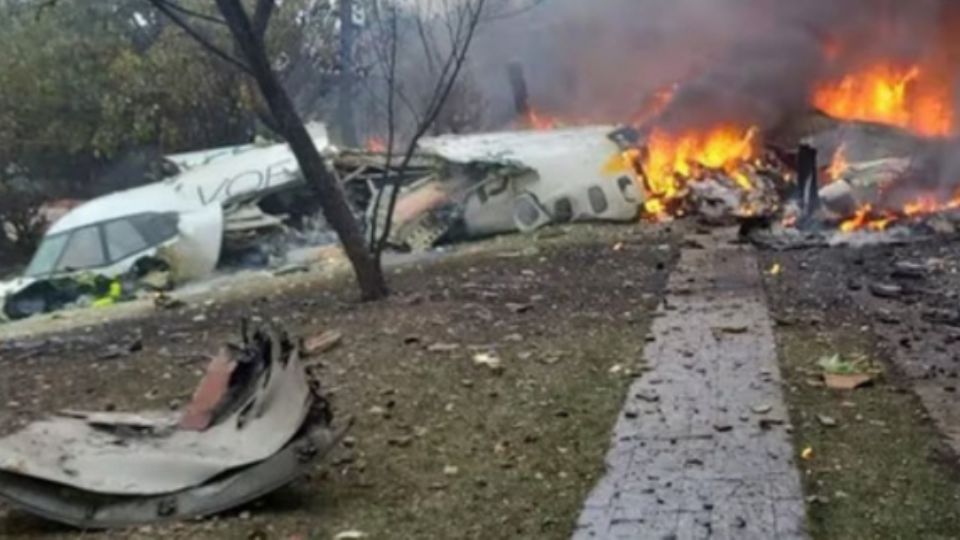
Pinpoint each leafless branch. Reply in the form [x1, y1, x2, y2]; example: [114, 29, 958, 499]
[373, 0, 487, 255]
[415, 16, 439, 78]
[482, 0, 549, 22]
[146, 0, 252, 74]
[368, 4, 400, 249]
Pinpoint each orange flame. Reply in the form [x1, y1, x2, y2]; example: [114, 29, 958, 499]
[366, 137, 387, 152]
[903, 192, 960, 217]
[639, 125, 759, 218]
[813, 63, 954, 137]
[839, 189, 960, 233]
[839, 205, 893, 233]
[825, 144, 849, 184]
[526, 109, 561, 130]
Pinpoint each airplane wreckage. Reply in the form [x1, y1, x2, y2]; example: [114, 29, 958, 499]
[0, 123, 644, 321]
[0, 324, 348, 528]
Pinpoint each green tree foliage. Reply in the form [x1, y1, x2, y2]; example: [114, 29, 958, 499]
[0, 0, 258, 195]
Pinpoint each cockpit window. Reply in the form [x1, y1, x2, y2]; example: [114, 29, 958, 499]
[105, 219, 148, 261]
[130, 213, 179, 245]
[23, 212, 180, 277]
[24, 233, 69, 276]
[56, 226, 106, 271]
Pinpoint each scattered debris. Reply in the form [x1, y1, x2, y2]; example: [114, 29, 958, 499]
[0, 324, 347, 529]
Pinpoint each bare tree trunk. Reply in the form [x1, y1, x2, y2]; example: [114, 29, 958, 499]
[216, 0, 387, 300]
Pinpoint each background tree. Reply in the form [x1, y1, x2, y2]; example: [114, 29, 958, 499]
[0, 1, 260, 196]
[145, 0, 388, 299]
[0, 0, 266, 266]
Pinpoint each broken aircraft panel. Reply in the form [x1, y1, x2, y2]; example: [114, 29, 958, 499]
[356, 126, 645, 250]
[0, 325, 345, 529]
[0, 126, 330, 320]
[164, 123, 330, 208]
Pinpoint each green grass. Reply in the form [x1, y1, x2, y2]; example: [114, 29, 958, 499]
[777, 327, 960, 540]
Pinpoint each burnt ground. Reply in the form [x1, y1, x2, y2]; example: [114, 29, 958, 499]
[0, 224, 679, 540]
[759, 235, 960, 539]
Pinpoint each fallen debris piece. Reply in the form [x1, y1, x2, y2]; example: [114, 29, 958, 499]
[0, 324, 346, 529]
[334, 531, 369, 540]
[759, 418, 786, 430]
[304, 330, 344, 356]
[473, 352, 504, 374]
[751, 404, 773, 415]
[153, 292, 186, 311]
[505, 302, 534, 314]
[714, 325, 750, 336]
[824, 373, 873, 390]
[818, 354, 877, 390]
[817, 415, 838, 427]
[891, 260, 929, 280]
[801, 447, 814, 460]
[178, 347, 238, 431]
[869, 282, 904, 299]
[427, 342, 461, 353]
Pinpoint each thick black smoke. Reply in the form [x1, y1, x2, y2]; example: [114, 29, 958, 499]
[467, 0, 953, 132]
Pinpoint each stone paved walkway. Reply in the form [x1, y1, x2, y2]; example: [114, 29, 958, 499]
[574, 235, 808, 539]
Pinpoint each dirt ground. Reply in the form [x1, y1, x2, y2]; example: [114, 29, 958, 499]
[760, 235, 960, 539]
[0, 224, 679, 540]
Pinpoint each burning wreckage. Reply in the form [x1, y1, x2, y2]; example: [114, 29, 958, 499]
[0, 324, 347, 528]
